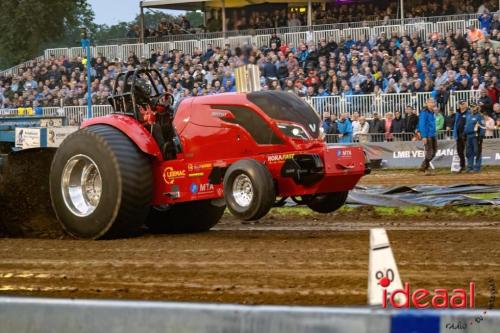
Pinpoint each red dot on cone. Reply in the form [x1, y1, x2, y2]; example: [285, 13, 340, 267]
[379, 277, 391, 288]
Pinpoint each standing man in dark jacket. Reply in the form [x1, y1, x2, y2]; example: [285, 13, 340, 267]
[390, 111, 405, 140]
[327, 113, 339, 144]
[465, 103, 485, 173]
[418, 98, 437, 175]
[369, 112, 385, 142]
[452, 100, 470, 172]
[404, 105, 419, 141]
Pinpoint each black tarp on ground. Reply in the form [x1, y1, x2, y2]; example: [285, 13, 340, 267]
[346, 184, 500, 207]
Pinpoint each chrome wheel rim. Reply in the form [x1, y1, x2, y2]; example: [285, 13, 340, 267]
[61, 154, 102, 217]
[232, 174, 254, 208]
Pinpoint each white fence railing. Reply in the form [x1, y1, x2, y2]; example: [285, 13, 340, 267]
[306, 90, 478, 117]
[0, 90, 481, 126]
[38, 17, 473, 63]
[1, 14, 487, 76]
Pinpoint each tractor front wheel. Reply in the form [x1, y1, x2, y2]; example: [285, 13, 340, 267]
[223, 159, 275, 221]
[50, 125, 153, 239]
[306, 191, 349, 213]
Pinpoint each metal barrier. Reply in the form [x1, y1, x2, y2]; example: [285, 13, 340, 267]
[435, 20, 466, 36]
[1, 297, 499, 333]
[327, 129, 500, 143]
[309, 92, 435, 118]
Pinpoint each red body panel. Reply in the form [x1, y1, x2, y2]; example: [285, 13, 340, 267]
[86, 93, 366, 206]
[82, 115, 163, 160]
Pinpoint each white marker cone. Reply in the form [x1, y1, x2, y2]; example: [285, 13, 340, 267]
[368, 228, 403, 306]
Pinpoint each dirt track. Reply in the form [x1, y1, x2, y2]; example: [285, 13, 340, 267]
[0, 168, 499, 307]
[0, 217, 499, 307]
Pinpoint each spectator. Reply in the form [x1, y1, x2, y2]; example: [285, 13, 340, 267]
[435, 107, 445, 132]
[384, 112, 394, 141]
[390, 111, 405, 140]
[327, 113, 339, 143]
[465, 103, 485, 172]
[483, 112, 495, 138]
[354, 116, 370, 143]
[369, 112, 385, 142]
[404, 105, 419, 139]
[322, 112, 332, 133]
[270, 32, 281, 48]
[478, 88, 493, 115]
[337, 112, 353, 143]
[453, 100, 470, 172]
[418, 98, 437, 175]
[351, 112, 360, 135]
[467, 26, 485, 44]
[492, 103, 500, 122]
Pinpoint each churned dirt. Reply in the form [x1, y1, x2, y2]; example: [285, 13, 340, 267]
[0, 220, 499, 307]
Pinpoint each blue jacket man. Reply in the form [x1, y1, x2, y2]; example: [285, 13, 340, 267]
[418, 98, 437, 173]
[465, 103, 485, 172]
[418, 106, 436, 139]
[337, 114, 353, 143]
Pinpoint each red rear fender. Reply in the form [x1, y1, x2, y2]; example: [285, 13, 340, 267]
[81, 115, 163, 160]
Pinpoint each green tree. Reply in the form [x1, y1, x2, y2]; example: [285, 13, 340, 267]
[0, 0, 94, 69]
[186, 11, 204, 28]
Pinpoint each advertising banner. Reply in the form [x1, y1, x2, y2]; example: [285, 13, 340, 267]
[47, 127, 78, 148]
[360, 139, 500, 169]
[15, 128, 42, 149]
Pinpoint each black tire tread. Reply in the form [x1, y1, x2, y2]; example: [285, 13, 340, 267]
[87, 125, 153, 238]
[146, 200, 225, 234]
[306, 191, 348, 214]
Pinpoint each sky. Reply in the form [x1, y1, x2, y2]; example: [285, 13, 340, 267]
[88, 0, 182, 25]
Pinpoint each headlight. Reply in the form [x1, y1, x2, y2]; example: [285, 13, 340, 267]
[277, 123, 310, 140]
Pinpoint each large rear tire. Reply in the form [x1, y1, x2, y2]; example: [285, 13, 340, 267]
[50, 125, 153, 239]
[223, 159, 275, 221]
[146, 199, 225, 233]
[306, 191, 349, 213]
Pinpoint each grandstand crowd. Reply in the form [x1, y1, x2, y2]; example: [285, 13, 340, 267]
[1, 4, 500, 143]
[128, 0, 495, 35]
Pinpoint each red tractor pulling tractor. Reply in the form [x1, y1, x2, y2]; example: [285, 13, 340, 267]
[49, 68, 369, 239]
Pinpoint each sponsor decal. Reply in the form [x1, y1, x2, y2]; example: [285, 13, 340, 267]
[47, 127, 78, 147]
[393, 148, 455, 159]
[188, 172, 204, 178]
[188, 162, 213, 172]
[15, 128, 41, 149]
[212, 111, 228, 118]
[190, 183, 199, 194]
[267, 153, 295, 163]
[336, 149, 352, 158]
[163, 167, 186, 184]
[199, 183, 214, 193]
[40, 118, 63, 127]
[189, 182, 215, 195]
[216, 188, 223, 196]
[213, 160, 228, 168]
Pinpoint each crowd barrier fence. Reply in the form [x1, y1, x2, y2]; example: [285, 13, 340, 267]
[1, 297, 499, 333]
[0, 90, 492, 126]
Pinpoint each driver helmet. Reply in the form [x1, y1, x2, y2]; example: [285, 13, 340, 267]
[133, 77, 152, 106]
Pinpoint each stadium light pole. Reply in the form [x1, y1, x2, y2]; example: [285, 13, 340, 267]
[80, 27, 93, 120]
